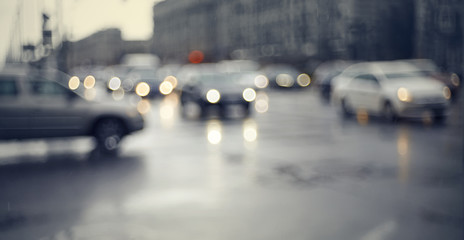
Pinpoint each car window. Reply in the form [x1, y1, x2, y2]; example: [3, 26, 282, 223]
[29, 81, 67, 96]
[385, 72, 425, 79]
[192, 73, 240, 85]
[0, 78, 19, 97]
[356, 74, 379, 83]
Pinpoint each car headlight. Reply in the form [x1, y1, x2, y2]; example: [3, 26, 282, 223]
[254, 75, 269, 88]
[159, 81, 174, 95]
[242, 88, 256, 102]
[297, 73, 311, 87]
[397, 87, 412, 102]
[206, 89, 221, 103]
[135, 82, 150, 97]
[276, 74, 294, 87]
[108, 77, 121, 91]
[443, 86, 451, 100]
[68, 76, 80, 90]
[451, 73, 460, 87]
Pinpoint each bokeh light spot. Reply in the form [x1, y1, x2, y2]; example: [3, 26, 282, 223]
[276, 74, 294, 87]
[297, 73, 311, 87]
[255, 92, 269, 113]
[112, 88, 125, 101]
[108, 77, 121, 90]
[450, 73, 460, 87]
[242, 88, 256, 102]
[164, 76, 178, 89]
[83, 75, 96, 89]
[254, 75, 269, 88]
[356, 109, 369, 125]
[84, 88, 96, 100]
[206, 89, 221, 103]
[189, 50, 204, 64]
[207, 120, 222, 145]
[137, 99, 151, 114]
[68, 76, 80, 90]
[159, 81, 174, 95]
[136, 82, 151, 97]
[443, 86, 451, 100]
[243, 120, 258, 142]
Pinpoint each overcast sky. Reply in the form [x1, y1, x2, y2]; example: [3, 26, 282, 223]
[0, 0, 162, 67]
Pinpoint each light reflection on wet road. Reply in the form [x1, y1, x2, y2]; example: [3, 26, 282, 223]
[0, 89, 462, 240]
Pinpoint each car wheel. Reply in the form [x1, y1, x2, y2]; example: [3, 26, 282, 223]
[340, 98, 352, 116]
[383, 102, 397, 122]
[94, 118, 126, 154]
[242, 103, 251, 117]
[433, 110, 446, 123]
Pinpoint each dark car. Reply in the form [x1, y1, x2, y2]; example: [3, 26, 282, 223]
[260, 64, 311, 89]
[123, 67, 162, 98]
[180, 72, 257, 118]
[0, 66, 144, 154]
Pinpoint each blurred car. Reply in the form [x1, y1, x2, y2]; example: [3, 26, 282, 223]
[331, 61, 451, 121]
[217, 60, 261, 72]
[124, 67, 161, 97]
[104, 64, 133, 91]
[312, 60, 356, 100]
[261, 64, 311, 89]
[180, 72, 257, 117]
[400, 59, 460, 101]
[0, 66, 144, 154]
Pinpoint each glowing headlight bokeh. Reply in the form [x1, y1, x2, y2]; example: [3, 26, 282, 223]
[254, 91, 269, 113]
[84, 88, 96, 100]
[243, 120, 258, 142]
[112, 88, 125, 101]
[137, 99, 151, 114]
[135, 82, 151, 97]
[159, 81, 174, 95]
[397, 87, 412, 102]
[108, 77, 121, 90]
[276, 74, 294, 87]
[207, 120, 222, 145]
[164, 76, 178, 89]
[68, 76, 80, 90]
[242, 88, 257, 102]
[83, 75, 96, 89]
[206, 89, 221, 103]
[443, 86, 451, 100]
[297, 73, 311, 87]
[254, 75, 269, 88]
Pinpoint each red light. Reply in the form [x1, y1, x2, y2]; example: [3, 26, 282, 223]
[189, 50, 204, 64]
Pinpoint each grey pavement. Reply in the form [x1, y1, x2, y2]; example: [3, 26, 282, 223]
[0, 88, 462, 240]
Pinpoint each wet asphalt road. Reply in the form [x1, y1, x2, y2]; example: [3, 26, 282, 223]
[0, 88, 462, 240]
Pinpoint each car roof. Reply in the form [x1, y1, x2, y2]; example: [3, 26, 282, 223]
[344, 61, 420, 75]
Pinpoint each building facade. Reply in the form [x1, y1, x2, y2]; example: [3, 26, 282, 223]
[60, 29, 153, 72]
[153, 0, 463, 75]
[153, 0, 422, 68]
[415, 0, 463, 73]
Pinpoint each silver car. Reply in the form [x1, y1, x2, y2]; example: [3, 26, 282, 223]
[0, 66, 144, 154]
[331, 61, 451, 121]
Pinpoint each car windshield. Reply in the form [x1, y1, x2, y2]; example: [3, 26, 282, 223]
[384, 71, 426, 79]
[193, 73, 241, 86]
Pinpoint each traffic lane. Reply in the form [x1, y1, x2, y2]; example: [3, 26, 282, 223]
[0, 89, 462, 239]
[119, 89, 462, 239]
[0, 150, 148, 240]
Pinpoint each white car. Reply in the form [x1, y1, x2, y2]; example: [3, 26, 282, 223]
[331, 61, 451, 121]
